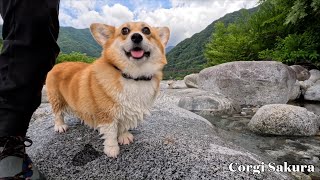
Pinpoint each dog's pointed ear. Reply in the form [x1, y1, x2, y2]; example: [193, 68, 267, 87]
[90, 23, 115, 46]
[155, 27, 170, 46]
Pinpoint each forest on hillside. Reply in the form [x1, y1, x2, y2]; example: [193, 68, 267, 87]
[205, 0, 320, 68]
[164, 7, 258, 79]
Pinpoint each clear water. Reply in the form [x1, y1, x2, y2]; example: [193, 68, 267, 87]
[197, 102, 320, 174]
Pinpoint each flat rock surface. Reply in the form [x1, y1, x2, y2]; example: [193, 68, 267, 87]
[27, 89, 291, 179]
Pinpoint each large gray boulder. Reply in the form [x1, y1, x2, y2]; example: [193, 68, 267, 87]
[27, 91, 290, 179]
[248, 104, 319, 136]
[289, 65, 310, 81]
[304, 84, 320, 101]
[184, 73, 199, 88]
[198, 61, 296, 106]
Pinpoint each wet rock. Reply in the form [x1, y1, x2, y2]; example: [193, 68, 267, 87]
[198, 61, 296, 106]
[183, 73, 199, 88]
[248, 104, 319, 136]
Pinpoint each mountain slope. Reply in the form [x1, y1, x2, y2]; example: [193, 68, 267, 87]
[165, 46, 175, 54]
[58, 27, 102, 57]
[165, 7, 258, 79]
[0, 26, 102, 57]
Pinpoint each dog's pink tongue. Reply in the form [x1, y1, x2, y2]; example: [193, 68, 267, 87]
[130, 50, 144, 59]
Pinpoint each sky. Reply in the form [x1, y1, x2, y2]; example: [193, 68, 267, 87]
[0, 0, 259, 46]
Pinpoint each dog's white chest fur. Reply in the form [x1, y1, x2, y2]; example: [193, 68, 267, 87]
[115, 79, 158, 130]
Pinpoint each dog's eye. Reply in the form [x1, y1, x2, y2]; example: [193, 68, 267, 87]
[142, 27, 151, 35]
[121, 27, 130, 35]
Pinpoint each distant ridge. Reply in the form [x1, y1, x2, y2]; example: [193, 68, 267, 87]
[164, 7, 258, 79]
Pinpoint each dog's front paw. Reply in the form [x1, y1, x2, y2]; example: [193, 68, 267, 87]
[104, 145, 120, 158]
[54, 124, 68, 133]
[118, 132, 134, 145]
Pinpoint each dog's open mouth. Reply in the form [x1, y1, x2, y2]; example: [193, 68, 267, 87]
[125, 47, 150, 59]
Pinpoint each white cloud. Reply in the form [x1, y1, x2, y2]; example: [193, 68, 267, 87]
[102, 4, 134, 26]
[59, 2, 134, 28]
[137, 0, 258, 46]
[0, 0, 258, 46]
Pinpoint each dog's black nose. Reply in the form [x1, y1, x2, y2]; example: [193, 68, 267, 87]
[131, 33, 143, 44]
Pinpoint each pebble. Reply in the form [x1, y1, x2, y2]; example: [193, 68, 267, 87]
[291, 172, 312, 180]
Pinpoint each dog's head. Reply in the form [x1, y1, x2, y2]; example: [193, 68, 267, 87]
[90, 22, 170, 79]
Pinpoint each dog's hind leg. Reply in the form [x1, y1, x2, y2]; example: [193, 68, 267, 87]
[53, 109, 68, 133]
[47, 90, 68, 133]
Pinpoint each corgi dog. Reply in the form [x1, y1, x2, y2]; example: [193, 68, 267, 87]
[46, 22, 170, 157]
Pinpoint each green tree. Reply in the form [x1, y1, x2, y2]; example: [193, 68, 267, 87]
[205, 21, 254, 66]
[56, 52, 96, 64]
[205, 0, 320, 67]
[205, 10, 258, 66]
[258, 0, 320, 65]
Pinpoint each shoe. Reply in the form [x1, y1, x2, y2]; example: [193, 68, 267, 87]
[0, 136, 46, 179]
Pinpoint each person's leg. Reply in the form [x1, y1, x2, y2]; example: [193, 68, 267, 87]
[0, 0, 60, 178]
[0, 0, 60, 136]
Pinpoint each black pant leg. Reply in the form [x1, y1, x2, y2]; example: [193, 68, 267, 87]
[0, 0, 60, 136]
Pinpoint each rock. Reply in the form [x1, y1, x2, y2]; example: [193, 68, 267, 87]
[291, 172, 312, 180]
[183, 73, 199, 88]
[304, 104, 320, 116]
[290, 65, 310, 81]
[177, 89, 239, 115]
[241, 107, 257, 116]
[300, 80, 315, 95]
[289, 80, 301, 101]
[309, 172, 320, 180]
[160, 81, 170, 89]
[240, 112, 247, 116]
[248, 104, 319, 136]
[27, 89, 290, 179]
[31, 103, 52, 123]
[167, 80, 187, 89]
[41, 85, 48, 103]
[308, 69, 320, 83]
[198, 61, 296, 106]
[305, 84, 320, 101]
